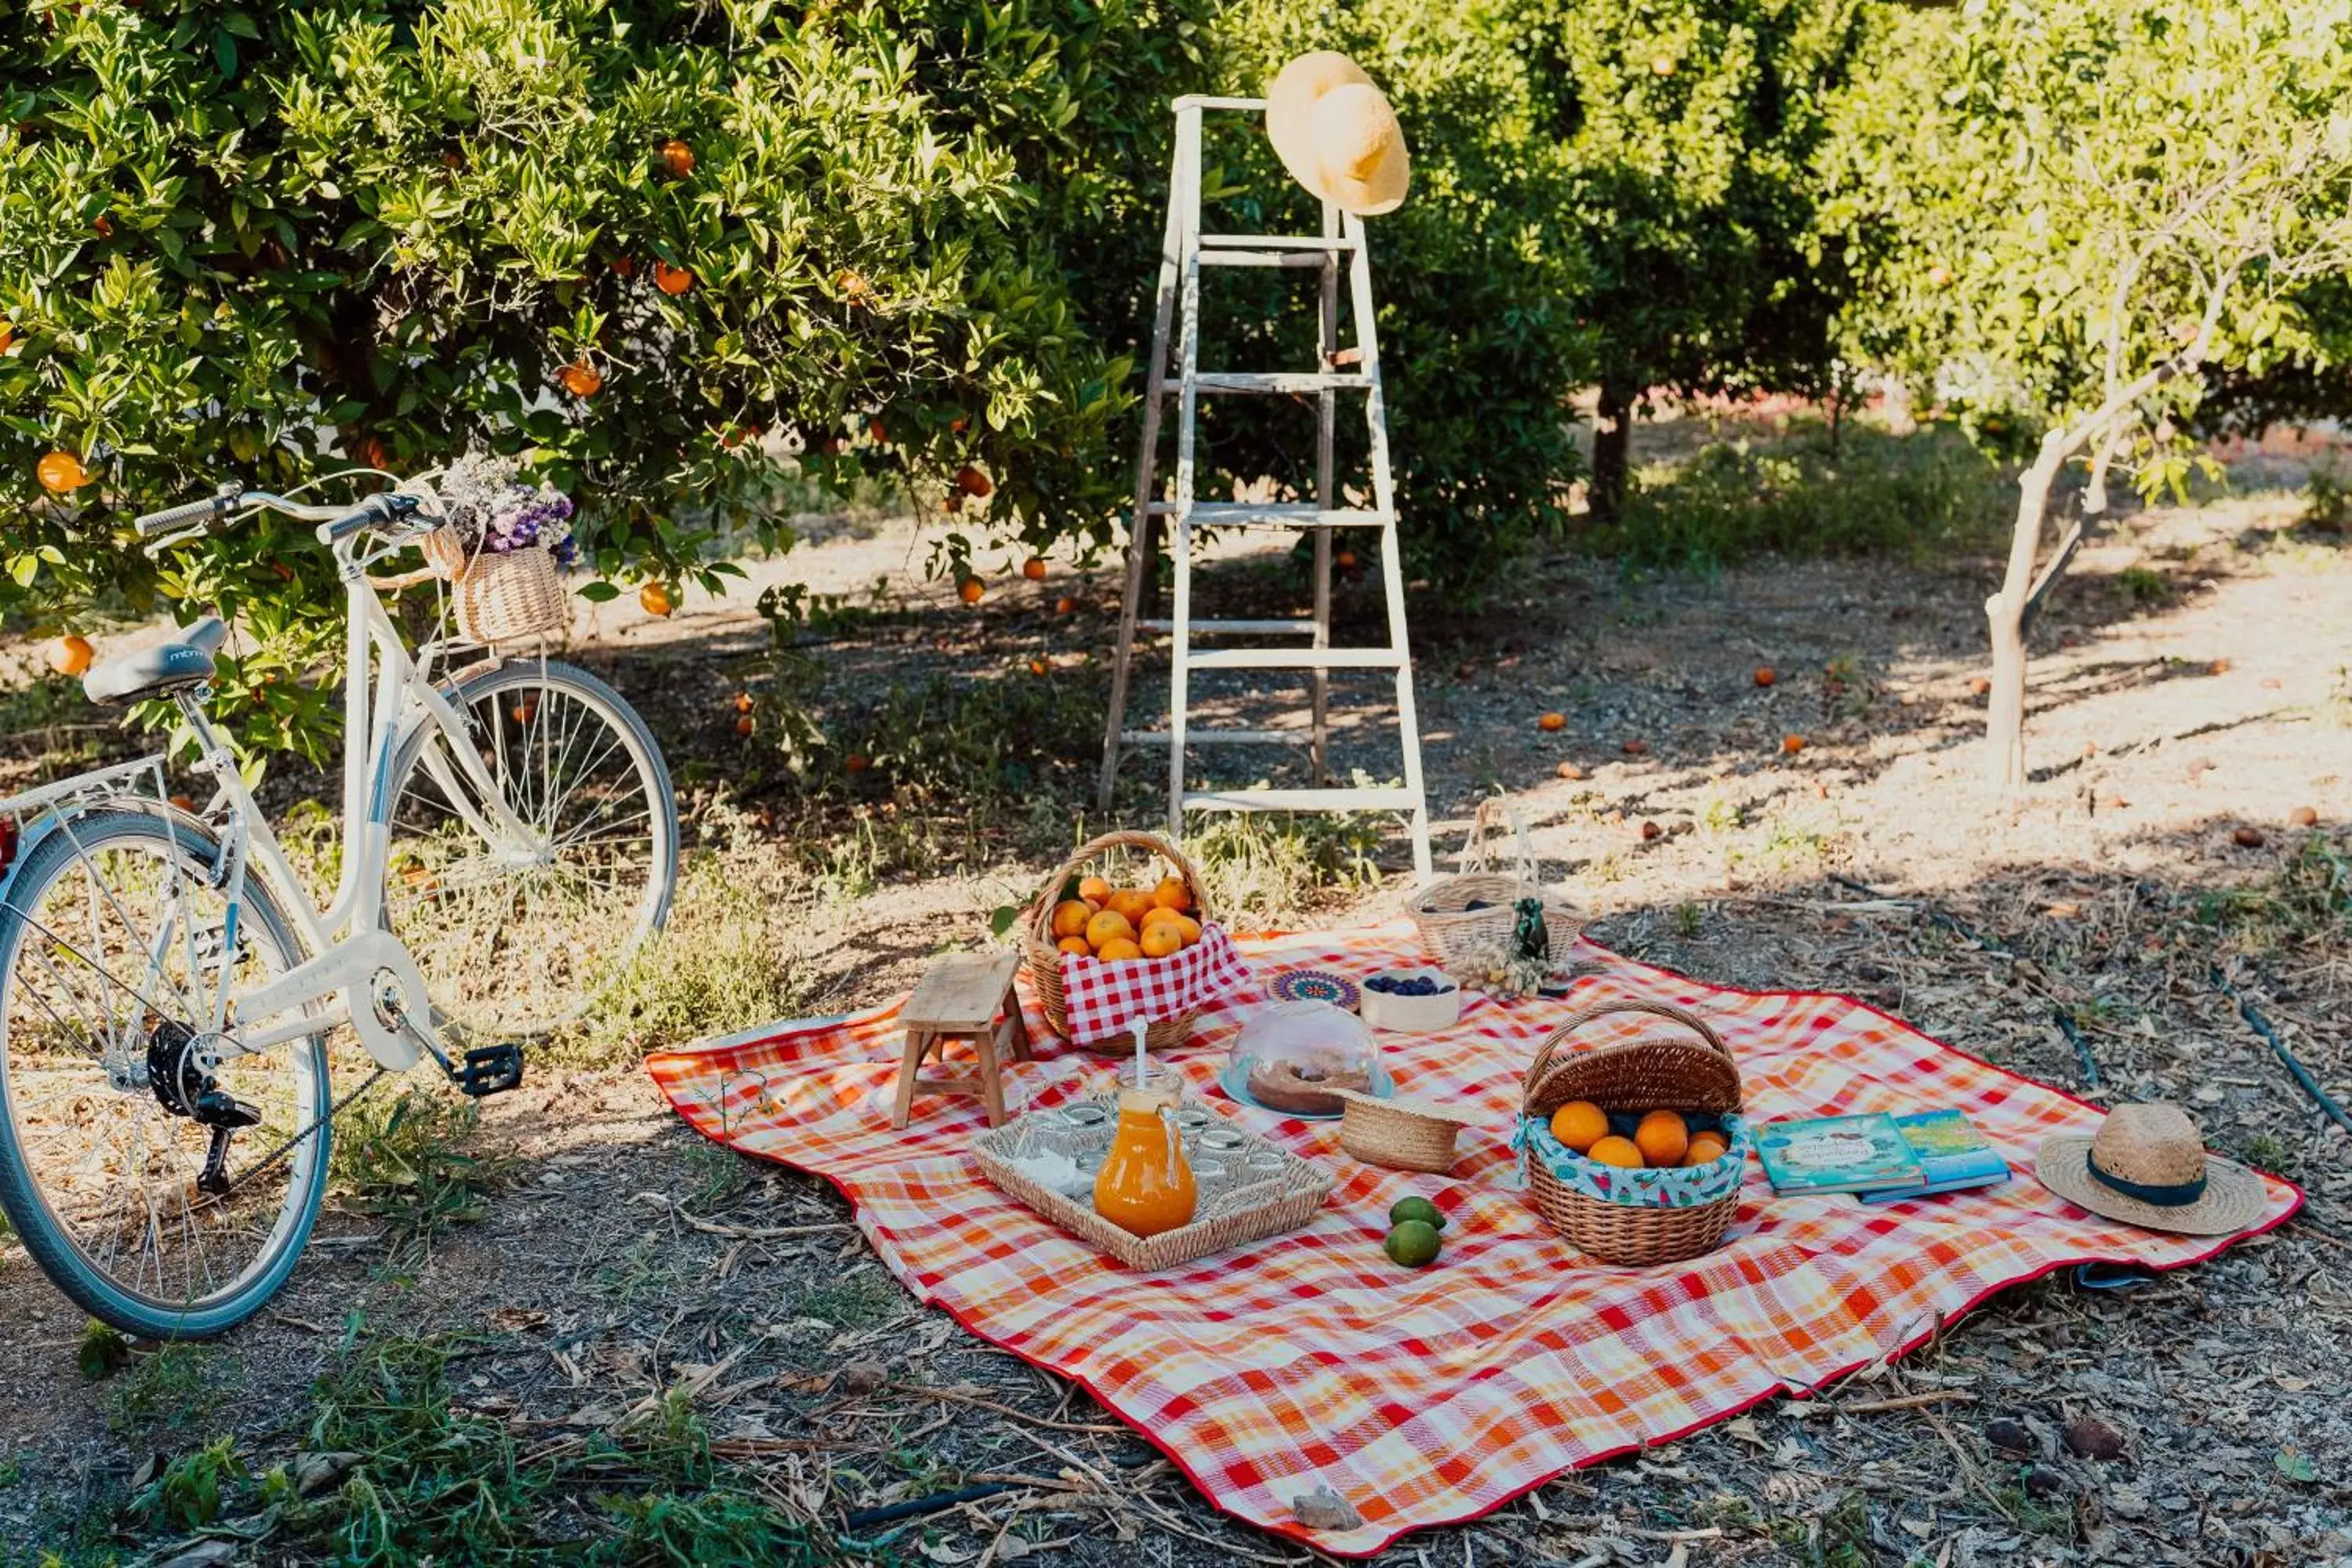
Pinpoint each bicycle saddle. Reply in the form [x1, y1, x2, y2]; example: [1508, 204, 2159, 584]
[83, 616, 230, 706]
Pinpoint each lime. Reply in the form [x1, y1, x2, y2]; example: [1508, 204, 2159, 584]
[1388, 1196, 1446, 1232]
[1384, 1219, 1443, 1268]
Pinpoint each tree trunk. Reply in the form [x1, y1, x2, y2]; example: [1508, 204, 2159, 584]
[1589, 379, 1634, 524]
[1984, 436, 2067, 790]
[2082, 419, 2124, 517]
[1880, 373, 1916, 437]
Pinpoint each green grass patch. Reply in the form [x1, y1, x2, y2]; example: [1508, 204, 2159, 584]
[332, 1089, 503, 1265]
[1592, 423, 2012, 573]
[2194, 829, 2351, 951]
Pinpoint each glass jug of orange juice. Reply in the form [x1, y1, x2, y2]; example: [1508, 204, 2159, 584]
[1093, 1090, 1196, 1237]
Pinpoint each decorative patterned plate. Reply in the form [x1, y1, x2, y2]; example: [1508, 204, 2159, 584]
[1268, 968, 1360, 1011]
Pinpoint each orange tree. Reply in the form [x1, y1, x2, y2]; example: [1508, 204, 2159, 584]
[0, 0, 1201, 757]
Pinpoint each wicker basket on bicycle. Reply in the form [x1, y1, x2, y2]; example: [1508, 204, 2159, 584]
[420, 528, 568, 645]
[1019, 829, 1236, 1051]
[1519, 1000, 1748, 1266]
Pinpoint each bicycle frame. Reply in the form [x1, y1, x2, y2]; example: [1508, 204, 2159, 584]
[165, 523, 543, 1070]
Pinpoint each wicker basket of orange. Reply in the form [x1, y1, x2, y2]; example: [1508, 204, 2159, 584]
[1515, 1000, 1749, 1266]
[1019, 830, 1238, 1051]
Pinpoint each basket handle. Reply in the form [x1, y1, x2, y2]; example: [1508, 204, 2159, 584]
[1458, 794, 1540, 883]
[1521, 999, 1730, 1114]
[1026, 829, 1214, 946]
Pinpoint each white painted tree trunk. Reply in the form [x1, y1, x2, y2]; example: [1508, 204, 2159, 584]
[1984, 434, 2068, 790]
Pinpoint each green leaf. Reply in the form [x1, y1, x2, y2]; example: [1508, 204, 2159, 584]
[214, 29, 238, 78]
[2276, 1449, 2318, 1485]
[576, 581, 621, 603]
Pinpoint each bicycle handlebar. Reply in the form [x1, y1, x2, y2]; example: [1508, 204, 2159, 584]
[134, 487, 421, 542]
[133, 491, 234, 536]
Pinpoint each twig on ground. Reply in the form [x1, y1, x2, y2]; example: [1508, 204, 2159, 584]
[892, 1381, 1132, 1435]
[1835, 1389, 1978, 1416]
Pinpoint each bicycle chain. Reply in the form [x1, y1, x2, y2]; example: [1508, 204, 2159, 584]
[220, 1065, 390, 1195]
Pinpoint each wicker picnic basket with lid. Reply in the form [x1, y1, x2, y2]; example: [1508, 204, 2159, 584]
[420, 528, 568, 645]
[1021, 829, 1214, 1052]
[1522, 1000, 1744, 1265]
[1406, 796, 1581, 968]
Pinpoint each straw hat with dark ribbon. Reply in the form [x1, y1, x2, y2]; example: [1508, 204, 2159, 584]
[2035, 1102, 2267, 1236]
[1265, 52, 1411, 217]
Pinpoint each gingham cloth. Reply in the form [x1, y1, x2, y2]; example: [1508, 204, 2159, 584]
[1058, 922, 1250, 1044]
[646, 924, 2301, 1557]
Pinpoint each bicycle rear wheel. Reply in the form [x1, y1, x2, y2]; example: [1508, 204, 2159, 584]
[382, 656, 677, 1041]
[0, 808, 331, 1338]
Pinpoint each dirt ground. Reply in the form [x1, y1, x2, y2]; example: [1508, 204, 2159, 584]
[0, 434, 2348, 1566]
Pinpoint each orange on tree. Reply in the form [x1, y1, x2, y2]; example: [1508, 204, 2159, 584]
[653, 261, 695, 296]
[869, 416, 887, 444]
[1140, 925, 1182, 959]
[1586, 1134, 1645, 1170]
[1022, 557, 1047, 581]
[557, 361, 602, 397]
[1633, 1109, 1688, 1166]
[657, 138, 695, 179]
[639, 582, 674, 617]
[1076, 874, 1112, 904]
[733, 691, 753, 713]
[734, 714, 754, 736]
[845, 753, 871, 774]
[35, 451, 87, 493]
[0, 318, 13, 352]
[955, 465, 993, 497]
[1083, 909, 1134, 949]
[1056, 935, 1091, 956]
[1050, 899, 1094, 940]
[48, 634, 93, 677]
[1334, 547, 1357, 569]
[958, 577, 985, 604]
[1028, 656, 1049, 677]
[1548, 1101, 1608, 1153]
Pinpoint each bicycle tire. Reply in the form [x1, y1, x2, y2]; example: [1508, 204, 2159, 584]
[381, 655, 678, 1040]
[0, 807, 332, 1338]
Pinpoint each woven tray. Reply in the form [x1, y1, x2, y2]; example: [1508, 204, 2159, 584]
[970, 1096, 1334, 1269]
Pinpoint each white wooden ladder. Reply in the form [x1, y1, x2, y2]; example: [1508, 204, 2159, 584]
[1096, 94, 1434, 884]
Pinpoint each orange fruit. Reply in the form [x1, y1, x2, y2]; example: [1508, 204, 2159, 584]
[734, 714, 753, 736]
[1050, 899, 1093, 940]
[1634, 1110, 1688, 1167]
[1586, 1134, 1645, 1170]
[0, 319, 13, 353]
[1056, 935, 1091, 956]
[1537, 711, 1566, 731]
[36, 451, 86, 493]
[1754, 666, 1776, 688]
[1022, 558, 1047, 581]
[1096, 937, 1143, 961]
[1780, 733, 1806, 754]
[958, 578, 985, 605]
[1548, 1101, 1608, 1153]
[955, 465, 993, 498]
[1141, 903, 1184, 929]
[1105, 889, 1154, 927]
[1150, 876, 1189, 911]
[1083, 909, 1134, 949]
[639, 582, 673, 617]
[557, 361, 601, 397]
[1140, 925, 1182, 959]
[48, 634, 93, 677]
[1682, 1131, 1730, 1167]
[1028, 656, 1049, 677]
[610, 256, 637, 278]
[1054, 595, 1077, 615]
[1077, 875, 1112, 903]
[845, 753, 870, 774]
[167, 793, 195, 812]
[653, 261, 695, 296]
[657, 138, 695, 179]
[1334, 547, 1358, 569]
[733, 691, 753, 713]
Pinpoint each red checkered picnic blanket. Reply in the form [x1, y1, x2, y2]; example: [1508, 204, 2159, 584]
[1058, 922, 1250, 1044]
[646, 924, 2300, 1556]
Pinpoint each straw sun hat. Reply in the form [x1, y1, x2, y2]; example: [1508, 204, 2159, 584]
[1265, 52, 1410, 216]
[2035, 1103, 2267, 1237]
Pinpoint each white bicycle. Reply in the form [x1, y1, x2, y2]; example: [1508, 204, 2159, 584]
[0, 481, 677, 1337]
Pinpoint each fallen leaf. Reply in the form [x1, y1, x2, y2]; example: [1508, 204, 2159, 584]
[2276, 1448, 2318, 1485]
[294, 1450, 363, 1494]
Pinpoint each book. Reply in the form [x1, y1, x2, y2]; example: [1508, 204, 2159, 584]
[1755, 1113, 1925, 1196]
[1857, 1110, 2011, 1203]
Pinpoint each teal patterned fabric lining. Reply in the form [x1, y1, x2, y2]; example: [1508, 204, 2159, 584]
[1511, 1113, 1752, 1209]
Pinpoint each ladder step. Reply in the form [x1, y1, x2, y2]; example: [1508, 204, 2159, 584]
[1138, 618, 1316, 636]
[1146, 503, 1386, 528]
[1183, 787, 1423, 814]
[1198, 232, 1360, 251]
[1199, 250, 1348, 270]
[1181, 372, 1371, 395]
[1184, 648, 1403, 670]
[1122, 729, 1311, 747]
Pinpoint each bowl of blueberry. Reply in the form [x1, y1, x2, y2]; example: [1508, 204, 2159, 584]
[1360, 966, 1462, 1033]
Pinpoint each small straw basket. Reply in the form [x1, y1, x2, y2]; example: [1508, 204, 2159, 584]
[1335, 1090, 1479, 1174]
[421, 528, 568, 645]
[1019, 829, 1214, 1052]
[1406, 796, 1581, 968]
[1522, 1000, 1744, 1266]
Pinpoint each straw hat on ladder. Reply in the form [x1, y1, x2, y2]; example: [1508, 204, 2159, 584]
[1265, 52, 1412, 216]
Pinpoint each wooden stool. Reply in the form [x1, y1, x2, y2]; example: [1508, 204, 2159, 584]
[891, 952, 1032, 1129]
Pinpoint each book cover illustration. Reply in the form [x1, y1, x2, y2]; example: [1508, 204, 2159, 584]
[1859, 1109, 2012, 1203]
[1755, 1113, 1925, 1196]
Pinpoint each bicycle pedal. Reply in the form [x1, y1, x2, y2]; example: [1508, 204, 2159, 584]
[454, 1043, 526, 1098]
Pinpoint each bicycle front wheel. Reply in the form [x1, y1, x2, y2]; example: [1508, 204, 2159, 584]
[0, 808, 332, 1338]
[382, 656, 677, 1040]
